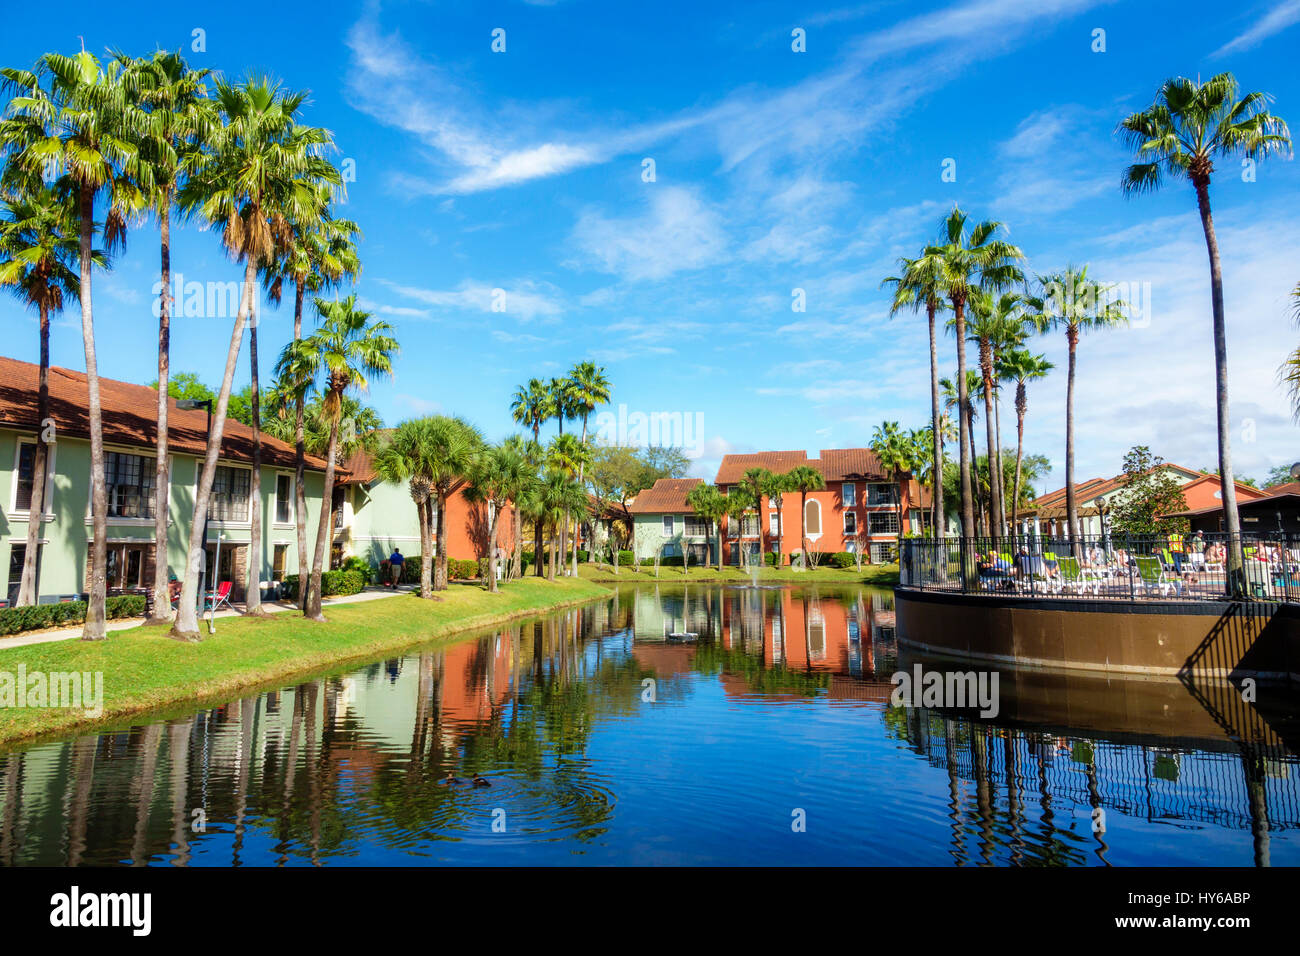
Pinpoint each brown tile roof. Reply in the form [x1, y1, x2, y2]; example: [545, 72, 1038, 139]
[0, 355, 333, 472]
[714, 448, 890, 485]
[1265, 481, 1300, 496]
[626, 477, 702, 514]
[1019, 466, 1266, 518]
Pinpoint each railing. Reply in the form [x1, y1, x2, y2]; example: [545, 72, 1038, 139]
[899, 532, 1300, 604]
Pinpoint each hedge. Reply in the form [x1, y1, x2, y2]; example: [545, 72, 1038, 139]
[0, 594, 147, 636]
[281, 568, 367, 600]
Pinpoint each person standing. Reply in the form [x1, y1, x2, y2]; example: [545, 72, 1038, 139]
[388, 548, 405, 589]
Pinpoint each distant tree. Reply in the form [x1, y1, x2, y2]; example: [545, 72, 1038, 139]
[149, 370, 215, 403]
[1111, 446, 1189, 538]
[1265, 463, 1295, 487]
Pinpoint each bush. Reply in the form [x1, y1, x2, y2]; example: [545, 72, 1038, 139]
[764, 552, 779, 567]
[0, 594, 145, 636]
[339, 555, 374, 583]
[829, 552, 856, 569]
[448, 558, 479, 580]
[618, 550, 635, 567]
[282, 569, 366, 599]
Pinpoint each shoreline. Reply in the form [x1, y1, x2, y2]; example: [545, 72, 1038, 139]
[0, 577, 610, 747]
[575, 565, 900, 586]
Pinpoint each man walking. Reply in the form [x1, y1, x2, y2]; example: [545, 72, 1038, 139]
[388, 548, 405, 589]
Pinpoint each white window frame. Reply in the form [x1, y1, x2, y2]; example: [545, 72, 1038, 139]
[10, 437, 57, 521]
[662, 514, 675, 537]
[842, 482, 855, 507]
[843, 510, 857, 535]
[272, 471, 296, 527]
[804, 498, 823, 539]
[204, 460, 254, 528]
[82, 444, 171, 527]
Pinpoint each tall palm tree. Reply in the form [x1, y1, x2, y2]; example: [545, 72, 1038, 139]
[511, 377, 553, 572]
[174, 75, 339, 633]
[685, 482, 728, 571]
[1119, 72, 1291, 594]
[1, 51, 151, 640]
[546, 432, 589, 576]
[0, 185, 90, 606]
[120, 49, 211, 624]
[996, 349, 1054, 548]
[266, 190, 360, 601]
[372, 419, 436, 599]
[738, 467, 773, 568]
[786, 464, 825, 568]
[925, 207, 1025, 540]
[725, 487, 756, 569]
[1025, 266, 1126, 547]
[565, 360, 610, 572]
[548, 376, 573, 436]
[282, 296, 396, 620]
[761, 470, 792, 567]
[538, 469, 587, 580]
[965, 289, 1024, 540]
[884, 253, 947, 538]
[941, 373, 981, 532]
[424, 416, 484, 590]
[465, 443, 528, 592]
[871, 422, 911, 542]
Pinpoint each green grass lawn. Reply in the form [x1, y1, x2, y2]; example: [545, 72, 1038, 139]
[574, 561, 899, 586]
[0, 576, 609, 745]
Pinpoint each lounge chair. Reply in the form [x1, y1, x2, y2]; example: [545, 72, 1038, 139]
[1134, 556, 1176, 597]
[203, 580, 233, 613]
[1058, 556, 1101, 596]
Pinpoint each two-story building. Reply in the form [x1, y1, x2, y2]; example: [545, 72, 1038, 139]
[625, 477, 717, 564]
[714, 448, 917, 565]
[0, 356, 334, 605]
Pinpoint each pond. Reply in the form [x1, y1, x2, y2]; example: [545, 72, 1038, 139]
[1, 582, 1298, 866]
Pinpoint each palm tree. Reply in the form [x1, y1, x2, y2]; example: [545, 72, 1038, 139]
[174, 75, 339, 630]
[786, 464, 825, 568]
[120, 49, 211, 623]
[737, 467, 773, 568]
[546, 433, 589, 576]
[372, 419, 436, 599]
[724, 487, 756, 569]
[871, 422, 912, 543]
[685, 483, 728, 571]
[538, 469, 587, 580]
[265, 191, 360, 599]
[996, 349, 1054, 548]
[565, 361, 610, 572]
[1025, 266, 1126, 548]
[465, 443, 529, 592]
[965, 289, 1024, 541]
[0, 185, 89, 606]
[1, 50, 151, 640]
[761, 470, 792, 567]
[884, 253, 947, 539]
[424, 416, 484, 590]
[925, 207, 1025, 540]
[285, 296, 396, 620]
[1119, 72, 1291, 593]
[511, 378, 554, 570]
[548, 376, 573, 436]
[1279, 284, 1300, 422]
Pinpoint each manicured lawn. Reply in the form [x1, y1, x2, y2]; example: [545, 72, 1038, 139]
[0, 576, 609, 745]
[575, 562, 899, 586]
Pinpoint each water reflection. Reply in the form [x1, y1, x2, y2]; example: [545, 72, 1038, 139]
[0, 583, 1297, 866]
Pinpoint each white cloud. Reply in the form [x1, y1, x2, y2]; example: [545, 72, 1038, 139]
[1212, 1, 1300, 57]
[375, 278, 564, 321]
[570, 188, 729, 281]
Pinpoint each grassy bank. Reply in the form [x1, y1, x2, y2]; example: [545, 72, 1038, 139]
[575, 562, 899, 586]
[0, 576, 608, 745]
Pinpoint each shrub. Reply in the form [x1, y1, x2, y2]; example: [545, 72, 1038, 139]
[618, 550, 635, 567]
[0, 594, 145, 636]
[340, 555, 374, 583]
[829, 552, 855, 569]
[764, 552, 779, 567]
[448, 558, 479, 580]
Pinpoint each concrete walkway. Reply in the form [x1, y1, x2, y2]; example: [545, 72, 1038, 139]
[0, 586, 410, 649]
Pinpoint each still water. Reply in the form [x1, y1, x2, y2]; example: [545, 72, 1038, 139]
[2, 583, 1298, 866]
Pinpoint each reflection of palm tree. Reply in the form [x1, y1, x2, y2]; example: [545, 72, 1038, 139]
[233, 697, 256, 865]
[128, 723, 162, 866]
[67, 736, 97, 866]
[168, 720, 193, 867]
[1, 751, 22, 865]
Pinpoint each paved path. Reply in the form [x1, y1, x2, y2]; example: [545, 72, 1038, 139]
[0, 586, 409, 650]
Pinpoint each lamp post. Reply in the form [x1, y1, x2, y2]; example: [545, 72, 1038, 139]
[1093, 495, 1108, 549]
[177, 398, 213, 617]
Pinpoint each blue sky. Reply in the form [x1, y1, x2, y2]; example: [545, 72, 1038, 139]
[3, 0, 1299, 492]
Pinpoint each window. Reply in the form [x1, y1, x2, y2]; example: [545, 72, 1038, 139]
[870, 542, 896, 564]
[105, 452, 156, 519]
[275, 474, 293, 524]
[842, 482, 856, 506]
[735, 514, 758, 537]
[804, 499, 822, 536]
[843, 511, 857, 535]
[769, 510, 782, 535]
[866, 482, 898, 506]
[273, 543, 289, 579]
[14, 443, 35, 511]
[209, 465, 251, 522]
[662, 515, 674, 536]
[6, 544, 27, 604]
[105, 543, 149, 590]
[685, 516, 709, 537]
[868, 511, 900, 535]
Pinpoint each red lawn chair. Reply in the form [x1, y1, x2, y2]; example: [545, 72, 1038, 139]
[202, 581, 233, 613]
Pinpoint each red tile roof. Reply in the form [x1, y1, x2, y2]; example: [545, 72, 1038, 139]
[626, 477, 702, 514]
[714, 448, 890, 485]
[0, 355, 333, 472]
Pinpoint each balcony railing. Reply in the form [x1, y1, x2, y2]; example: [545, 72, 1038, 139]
[899, 532, 1300, 604]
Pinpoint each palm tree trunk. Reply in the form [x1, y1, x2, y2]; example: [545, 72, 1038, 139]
[246, 307, 264, 615]
[927, 302, 943, 539]
[534, 515, 544, 577]
[1065, 331, 1080, 547]
[980, 338, 1002, 545]
[954, 299, 975, 539]
[78, 189, 107, 641]
[1012, 387, 1026, 553]
[512, 503, 523, 580]
[306, 412, 340, 620]
[800, 490, 808, 568]
[1195, 179, 1245, 594]
[292, 281, 308, 610]
[994, 385, 1006, 535]
[147, 203, 173, 622]
[171, 258, 253, 640]
[434, 492, 449, 589]
[486, 508, 500, 592]
[422, 496, 435, 596]
[560, 506, 570, 577]
[17, 302, 50, 607]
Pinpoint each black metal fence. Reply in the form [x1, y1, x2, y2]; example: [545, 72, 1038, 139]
[899, 532, 1300, 603]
